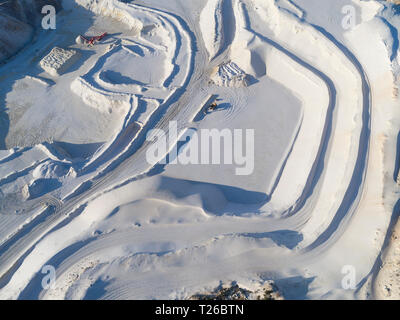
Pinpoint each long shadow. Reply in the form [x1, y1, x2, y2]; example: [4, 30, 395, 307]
[139, 129, 270, 215]
[240, 230, 303, 249]
[0, 146, 32, 165]
[264, 4, 376, 290]
[211, 0, 236, 61]
[83, 278, 112, 300]
[304, 24, 371, 251]
[154, 176, 268, 216]
[52, 141, 104, 160]
[144, 157, 268, 215]
[250, 4, 372, 250]
[379, 17, 399, 62]
[268, 112, 303, 198]
[161, 13, 182, 88]
[80, 45, 121, 83]
[82, 121, 142, 173]
[101, 70, 146, 86]
[274, 276, 315, 300]
[0, 70, 29, 151]
[250, 30, 337, 216]
[192, 94, 219, 122]
[237, 3, 337, 214]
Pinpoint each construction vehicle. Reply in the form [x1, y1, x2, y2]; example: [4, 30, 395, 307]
[203, 102, 218, 115]
[79, 32, 108, 46]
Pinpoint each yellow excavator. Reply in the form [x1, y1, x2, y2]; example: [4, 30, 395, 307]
[204, 102, 218, 115]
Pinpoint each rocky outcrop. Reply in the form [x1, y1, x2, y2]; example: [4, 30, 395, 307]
[190, 282, 284, 300]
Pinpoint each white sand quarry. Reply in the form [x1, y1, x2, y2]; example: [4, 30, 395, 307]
[0, 0, 399, 300]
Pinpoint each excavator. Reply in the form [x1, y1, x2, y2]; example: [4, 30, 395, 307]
[203, 102, 218, 115]
[79, 32, 108, 46]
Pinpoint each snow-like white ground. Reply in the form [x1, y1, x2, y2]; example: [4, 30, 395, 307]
[0, 0, 399, 300]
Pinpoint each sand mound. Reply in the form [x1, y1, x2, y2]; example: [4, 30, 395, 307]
[71, 77, 132, 114]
